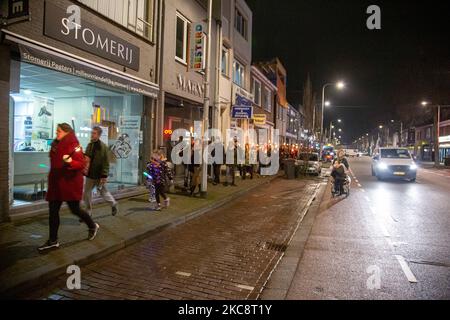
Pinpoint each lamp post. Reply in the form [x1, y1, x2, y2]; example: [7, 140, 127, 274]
[200, 0, 213, 197]
[320, 82, 345, 145]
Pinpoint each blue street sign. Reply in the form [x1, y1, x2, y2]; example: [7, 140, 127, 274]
[232, 95, 253, 119]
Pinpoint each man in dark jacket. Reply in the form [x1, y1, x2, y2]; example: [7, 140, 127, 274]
[83, 126, 118, 216]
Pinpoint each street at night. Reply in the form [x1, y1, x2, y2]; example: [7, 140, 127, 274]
[1, 0, 450, 314]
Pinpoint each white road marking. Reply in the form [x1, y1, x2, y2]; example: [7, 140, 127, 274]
[360, 189, 366, 193]
[364, 196, 371, 202]
[395, 255, 418, 283]
[175, 272, 192, 277]
[236, 284, 255, 291]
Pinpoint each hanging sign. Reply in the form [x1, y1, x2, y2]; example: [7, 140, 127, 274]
[189, 22, 205, 71]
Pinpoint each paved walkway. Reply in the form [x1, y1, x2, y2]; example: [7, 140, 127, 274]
[20, 177, 321, 300]
[0, 176, 278, 297]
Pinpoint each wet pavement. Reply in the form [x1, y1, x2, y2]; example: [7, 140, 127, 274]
[266, 156, 450, 300]
[21, 177, 321, 300]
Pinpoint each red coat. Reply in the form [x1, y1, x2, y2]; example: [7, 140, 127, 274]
[46, 132, 85, 202]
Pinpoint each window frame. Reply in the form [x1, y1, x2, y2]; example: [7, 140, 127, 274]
[233, 59, 245, 88]
[175, 12, 190, 65]
[251, 78, 262, 106]
[263, 87, 272, 112]
[221, 47, 230, 78]
[234, 8, 248, 40]
[77, 0, 156, 43]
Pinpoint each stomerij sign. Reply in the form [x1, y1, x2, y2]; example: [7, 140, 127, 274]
[44, 2, 140, 71]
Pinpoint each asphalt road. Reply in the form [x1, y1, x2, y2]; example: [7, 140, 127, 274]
[282, 156, 450, 300]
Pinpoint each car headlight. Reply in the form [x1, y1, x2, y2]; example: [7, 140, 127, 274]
[410, 163, 418, 170]
[378, 162, 388, 170]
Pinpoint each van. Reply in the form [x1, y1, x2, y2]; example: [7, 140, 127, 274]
[371, 147, 417, 182]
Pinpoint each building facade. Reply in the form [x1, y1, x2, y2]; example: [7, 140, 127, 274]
[0, 0, 160, 221]
[218, 0, 253, 142]
[250, 65, 276, 147]
[157, 0, 219, 160]
[255, 58, 288, 145]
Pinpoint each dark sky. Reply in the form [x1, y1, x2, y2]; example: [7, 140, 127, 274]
[246, 0, 450, 143]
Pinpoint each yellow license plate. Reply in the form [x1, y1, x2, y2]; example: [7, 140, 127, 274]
[394, 172, 406, 176]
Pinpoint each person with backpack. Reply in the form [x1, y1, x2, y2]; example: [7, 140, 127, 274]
[38, 123, 99, 252]
[83, 126, 118, 217]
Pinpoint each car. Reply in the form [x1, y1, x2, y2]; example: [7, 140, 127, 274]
[344, 149, 359, 157]
[297, 152, 322, 176]
[371, 147, 417, 182]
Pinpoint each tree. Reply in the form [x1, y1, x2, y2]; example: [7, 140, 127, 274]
[303, 74, 315, 133]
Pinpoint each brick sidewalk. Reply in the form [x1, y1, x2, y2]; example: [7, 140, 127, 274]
[21, 177, 321, 300]
[0, 175, 278, 297]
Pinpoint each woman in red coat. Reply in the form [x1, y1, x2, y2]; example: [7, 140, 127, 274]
[38, 123, 99, 252]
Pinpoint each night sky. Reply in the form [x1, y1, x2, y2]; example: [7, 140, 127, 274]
[246, 0, 450, 143]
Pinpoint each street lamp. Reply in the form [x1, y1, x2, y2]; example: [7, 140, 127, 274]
[325, 101, 331, 107]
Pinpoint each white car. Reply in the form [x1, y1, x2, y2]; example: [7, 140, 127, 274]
[371, 148, 417, 182]
[344, 149, 359, 157]
[296, 153, 322, 176]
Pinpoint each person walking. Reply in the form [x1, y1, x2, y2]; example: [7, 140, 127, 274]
[225, 137, 239, 186]
[157, 150, 174, 196]
[146, 151, 170, 211]
[83, 126, 118, 217]
[189, 141, 202, 195]
[38, 123, 99, 252]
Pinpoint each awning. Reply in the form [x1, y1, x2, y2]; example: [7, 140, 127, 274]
[5, 32, 159, 98]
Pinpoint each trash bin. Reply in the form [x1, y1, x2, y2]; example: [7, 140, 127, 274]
[445, 157, 450, 167]
[284, 159, 296, 180]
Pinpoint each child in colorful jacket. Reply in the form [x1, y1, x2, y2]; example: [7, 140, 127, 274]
[146, 151, 171, 211]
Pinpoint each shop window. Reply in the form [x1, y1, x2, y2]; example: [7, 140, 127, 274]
[9, 62, 144, 206]
[78, 0, 155, 41]
[176, 12, 190, 64]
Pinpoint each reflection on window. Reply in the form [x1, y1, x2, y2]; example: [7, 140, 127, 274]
[233, 60, 245, 87]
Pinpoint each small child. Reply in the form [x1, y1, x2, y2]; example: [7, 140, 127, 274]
[331, 159, 347, 195]
[146, 151, 171, 211]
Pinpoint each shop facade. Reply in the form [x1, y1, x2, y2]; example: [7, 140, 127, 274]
[0, 0, 160, 221]
[250, 65, 276, 149]
[157, 0, 219, 167]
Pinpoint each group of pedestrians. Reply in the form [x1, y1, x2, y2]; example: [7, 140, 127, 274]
[179, 138, 257, 192]
[38, 124, 117, 252]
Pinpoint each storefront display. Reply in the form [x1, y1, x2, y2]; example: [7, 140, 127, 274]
[10, 62, 144, 205]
